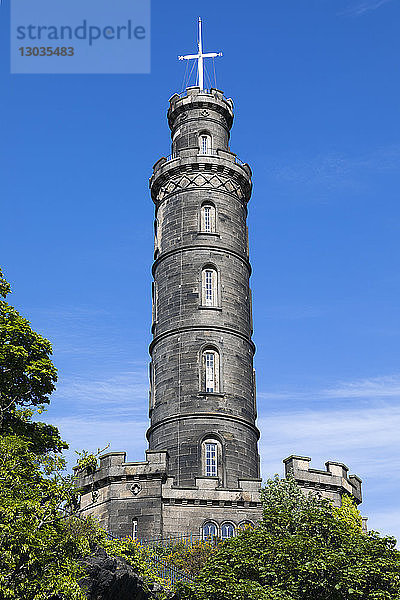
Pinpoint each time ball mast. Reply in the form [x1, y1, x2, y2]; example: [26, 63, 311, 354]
[178, 17, 222, 91]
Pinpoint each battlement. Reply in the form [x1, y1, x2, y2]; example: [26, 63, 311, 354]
[74, 450, 169, 493]
[168, 86, 234, 127]
[283, 455, 362, 506]
[75, 448, 263, 539]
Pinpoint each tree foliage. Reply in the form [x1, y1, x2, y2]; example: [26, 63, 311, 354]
[0, 435, 97, 599]
[0, 268, 90, 598]
[0, 267, 64, 453]
[165, 540, 216, 577]
[180, 476, 400, 600]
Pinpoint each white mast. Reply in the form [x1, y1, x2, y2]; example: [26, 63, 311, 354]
[178, 17, 222, 91]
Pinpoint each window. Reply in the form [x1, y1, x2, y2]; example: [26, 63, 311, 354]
[201, 436, 223, 481]
[202, 267, 217, 307]
[204, 205, 211, 231]
[205, 352, 216, 392]
[237, 521, 254, 532]
[199, 133, 212, 155]
[205, 442, 217, 477]
[202, 521, 217, 540]
[201, 203, 216, 233]
[132, 519, 138, 539]
[221, 522, 235, 540]
[202, 348, 220, 393]
[205, 352, 215, 391]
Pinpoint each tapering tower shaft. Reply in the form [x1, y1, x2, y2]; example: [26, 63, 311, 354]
[148, 87, 260, 489]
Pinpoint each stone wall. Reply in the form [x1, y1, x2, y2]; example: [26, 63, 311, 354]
[283, 455, 362, 506]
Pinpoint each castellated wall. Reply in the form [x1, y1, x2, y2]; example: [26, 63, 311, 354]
[75, 451, 263, 540]
[283, 455, 363, 506]
[75, 451, 363, 540]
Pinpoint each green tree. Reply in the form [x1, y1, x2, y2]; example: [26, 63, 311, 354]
[181, 476, 400, 600]
[0, 268, 99, 599]
[0, 436, 87, 599]
[0, 267, 64, 453]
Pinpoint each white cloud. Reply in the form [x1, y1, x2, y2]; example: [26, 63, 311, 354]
[52, 367, 149, 417]
[259, 374, 400, 402]
[259, 404, 400, 468]
[268, 145, 400, 194]
[323, 375, 400, 399]
[341, 0, 393, 16]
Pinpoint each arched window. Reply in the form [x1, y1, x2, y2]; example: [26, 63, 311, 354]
[237, 520, 254, 532]
[201, 203, 216, 233]
[205, 442, 217, 476]
[201, 436, 223, 480]
[221, 522, 235, 540]
[202, 348, 220, 393]
[202, 521, 217, 540]
[201, 267, 218, 307]
[199, 133, 212, 155]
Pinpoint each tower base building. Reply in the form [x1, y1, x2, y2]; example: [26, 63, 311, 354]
[76, 84, 363, 541]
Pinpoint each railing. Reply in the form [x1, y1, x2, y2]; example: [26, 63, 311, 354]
[106, 531, 196, 586]
[176, 88, 230, 101]
[161, 150, 246, 164]
[140, 533, 199, 548]
[143, 550, 195, 585]
[198, 149, 219, 157]
[139, 533, 222, 549]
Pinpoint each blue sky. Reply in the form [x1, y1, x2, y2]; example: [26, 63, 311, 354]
[1, 0, 399, 542]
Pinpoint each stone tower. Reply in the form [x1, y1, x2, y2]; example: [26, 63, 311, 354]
[148, 86, 260, 489]
[75, 88, 363, 541]
[75, 87, 264, 540]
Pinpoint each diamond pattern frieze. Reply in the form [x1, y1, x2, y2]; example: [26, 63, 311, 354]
[156, 172, 246, 202]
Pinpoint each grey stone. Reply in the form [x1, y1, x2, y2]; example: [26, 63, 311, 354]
[79, 547, 157, 600]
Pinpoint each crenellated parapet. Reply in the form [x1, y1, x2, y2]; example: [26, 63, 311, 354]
[283, 455, 362, 506]
[74, 450, 262, 539]
[74, 451, 169, 538]
[168, 87, 234, 136]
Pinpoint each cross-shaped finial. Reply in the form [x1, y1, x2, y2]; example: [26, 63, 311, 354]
[178, 17, 222, 91]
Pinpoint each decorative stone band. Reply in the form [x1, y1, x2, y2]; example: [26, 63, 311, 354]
[148, 324, 256, 354]
[78, 496, 263, 512]
[150, 160, 252, 206]
[155, 170, 246, 203]
[152, 244, 252, 277]
[162, 498, 262, 508]
[146, 412, 261, 442]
